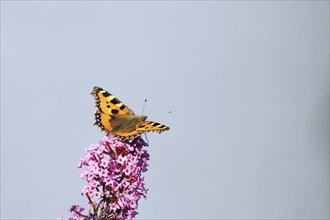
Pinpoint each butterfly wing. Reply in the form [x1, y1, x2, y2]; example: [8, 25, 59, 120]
[137, 121, 170, 134]
[93, 112, 113, 134]
[114, 121, 170, 139]
[114, 130, 142, 139]
[91, 86, 134, 134]
[91, 86, 134, 116]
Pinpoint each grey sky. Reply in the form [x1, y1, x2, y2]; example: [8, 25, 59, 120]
[1, 1, 329, 219]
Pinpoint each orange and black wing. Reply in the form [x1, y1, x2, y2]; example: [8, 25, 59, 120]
[91, 86, 134, 134]
[114, 121, 170, 139]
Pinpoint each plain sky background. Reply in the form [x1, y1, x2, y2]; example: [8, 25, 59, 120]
[1, 1, 329, 219]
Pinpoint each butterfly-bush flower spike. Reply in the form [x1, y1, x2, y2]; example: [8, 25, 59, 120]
[66, 136, 149, 219]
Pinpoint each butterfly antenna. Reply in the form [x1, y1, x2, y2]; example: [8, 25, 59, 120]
[142, 99, 147, 115]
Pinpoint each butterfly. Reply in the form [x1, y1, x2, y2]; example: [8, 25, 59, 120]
[91, 86, 170, 140]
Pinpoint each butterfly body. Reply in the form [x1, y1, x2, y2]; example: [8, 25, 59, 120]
[108, 115, 147, 133]
[91, 86, 169, 140]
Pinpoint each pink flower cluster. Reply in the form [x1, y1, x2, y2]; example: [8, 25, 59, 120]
[68, 136, 149, 220]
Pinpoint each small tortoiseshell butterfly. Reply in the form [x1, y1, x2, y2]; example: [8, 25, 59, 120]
[91, 86, 170, 140]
